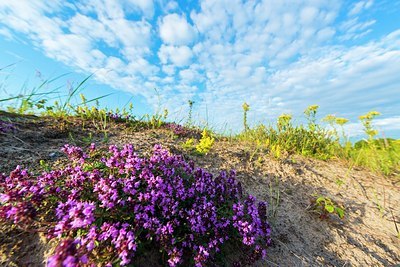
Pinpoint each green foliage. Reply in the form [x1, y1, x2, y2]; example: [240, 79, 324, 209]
[238, 106, 339, 160]
[349, 138, 400, 175]
[236, 105, 399, 177]
[304, 105, 319, 132]
[146, 108, 168, 129]
[39, 159, 51, 172]
[322, 114, 350, 151]
[277, 113, 292, 132]
[310, 195, 345, 220]
[352, 111, 391, 173]
[359, 111, 380, 141]
[268, 175, 280, 223]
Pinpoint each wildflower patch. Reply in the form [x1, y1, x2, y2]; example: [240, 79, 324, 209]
[0, 143, 271, 266]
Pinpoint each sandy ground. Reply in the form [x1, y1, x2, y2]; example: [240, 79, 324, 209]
[1, 111, 399, 266]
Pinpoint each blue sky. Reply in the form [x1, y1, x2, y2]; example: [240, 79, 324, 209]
[0, 0, 399, 137]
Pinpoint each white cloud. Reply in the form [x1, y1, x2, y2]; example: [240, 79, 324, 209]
[0, 27, 16, 41]
[375, 116, 400, 129]
[348, 0, 373, 16]
[179, 65, 203, 84]
[344, 116, 400, 137]
[126, 0, 154, 18]
[126, 58, 159, 77]
[161, 65, 176, 76]
[41, 34, 104, 69]
[0, 0, 157, 98]
[89, 0, 124, 19]
[340, 0, 376, 41]
[340, 18, 376, 40]
[164, 1, 179, 12]
[104, 56, 125, 71]
[71, 0, 153, 59]
[300, 6, 319, 25]
[68, 14, 117, 47]
[159, 13, 196, 45]
[109, 19, 151, 48]
[158, 45, 193, 67]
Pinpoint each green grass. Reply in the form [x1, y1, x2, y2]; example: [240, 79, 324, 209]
[236, 104, 399, 177]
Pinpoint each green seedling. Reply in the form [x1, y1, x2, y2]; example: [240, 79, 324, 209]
[310, 195, 345, 220]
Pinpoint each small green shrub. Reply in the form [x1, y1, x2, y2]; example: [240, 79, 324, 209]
[310, 195, 345, 220]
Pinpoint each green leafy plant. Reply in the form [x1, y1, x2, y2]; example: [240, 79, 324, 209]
[347, 111, 400, 176]
[304, 105, 319, 132]
[322, 114, 349, 141]
[268, 175, 281, 224]
[277, 113, 292, 132]
[359, 111, 381, 141]
[146, 108, 168, 129]
[309, 195, 345, 220]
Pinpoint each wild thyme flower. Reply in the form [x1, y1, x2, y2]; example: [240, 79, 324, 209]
[0, 143, 271, 266]
[47, 238, 88, 267]
[165, 122, 189, 136]
[0, 120, 15, 133]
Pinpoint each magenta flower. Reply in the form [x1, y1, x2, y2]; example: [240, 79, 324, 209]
[0, 143, 271, 266]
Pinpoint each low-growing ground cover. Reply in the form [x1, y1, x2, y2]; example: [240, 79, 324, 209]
[1, 142, 270, 266]
[0, 111, 399, 266]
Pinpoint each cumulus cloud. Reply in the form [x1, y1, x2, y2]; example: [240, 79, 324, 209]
[158, 45, 193, 67]
[164, 1, 179, 12]
[0, 0, 157, 96]
[159, 13, 196, 45]
[126, 0, 154, 18]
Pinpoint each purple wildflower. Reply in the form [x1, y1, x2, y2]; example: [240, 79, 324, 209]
[0, 143, 271, 266]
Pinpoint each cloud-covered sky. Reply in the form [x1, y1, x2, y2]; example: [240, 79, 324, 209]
[0, 0, 399, 137]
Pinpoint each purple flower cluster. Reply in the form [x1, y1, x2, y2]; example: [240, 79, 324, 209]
[0, 120, 15, 133]
[48, 238, 88, 267]
[0, 143, 271, 266]
[54, 200, 95, 235]
[107, 112, 131, 121]
[165, 122, 190, 137]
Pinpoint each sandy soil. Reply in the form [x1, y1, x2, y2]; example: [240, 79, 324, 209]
[1, 111, 399, 266]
